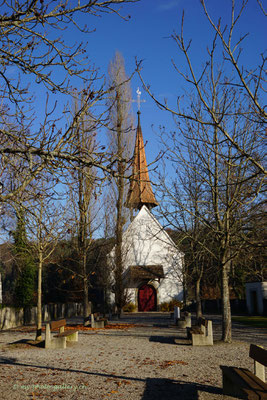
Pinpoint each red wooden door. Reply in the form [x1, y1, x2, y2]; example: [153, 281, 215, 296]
[138, 284, 157, 311]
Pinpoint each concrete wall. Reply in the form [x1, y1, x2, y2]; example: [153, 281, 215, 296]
[0, 306, 24, 330]
[245, 282, 267, 315]
[0, 302, 83, 330]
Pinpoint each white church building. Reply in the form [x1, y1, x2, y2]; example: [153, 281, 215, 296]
[108, 107, 184, 312]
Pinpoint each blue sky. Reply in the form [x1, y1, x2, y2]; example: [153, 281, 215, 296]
[23, 0, 266, 168]
[78, 0, 266, 164]
[1, 0, 266, 242]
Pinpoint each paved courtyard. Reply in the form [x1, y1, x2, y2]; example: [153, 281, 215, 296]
[0, 313, 266, 399]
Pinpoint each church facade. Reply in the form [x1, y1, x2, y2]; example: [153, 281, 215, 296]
[108, 104, 184, 312]
[110, 205, 184, 311]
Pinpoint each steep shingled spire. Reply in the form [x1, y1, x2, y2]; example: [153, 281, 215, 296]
[126, 111, 158, 210]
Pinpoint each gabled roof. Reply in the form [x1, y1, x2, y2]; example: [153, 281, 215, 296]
[124, 205, 183, 253]
[125, 111, 158, 210]
[108, 205, 183, 259]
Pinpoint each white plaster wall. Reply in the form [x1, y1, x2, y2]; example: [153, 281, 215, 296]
[110, 206, 184, 304]
[126, 288, 136, 304]
[157, 273, 184, 303]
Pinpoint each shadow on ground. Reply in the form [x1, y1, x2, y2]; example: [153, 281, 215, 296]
[0, 356, 222, 400]
[6, 339, 45, 348]
[142, 378, 222, 400]
[149, 335, 189, 345]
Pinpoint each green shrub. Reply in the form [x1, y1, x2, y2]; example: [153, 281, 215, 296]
[123, 302, 136, 312]
[160, 299, 183, 312]
[13, 209, 36, 308]
[15, 263, 36, 307]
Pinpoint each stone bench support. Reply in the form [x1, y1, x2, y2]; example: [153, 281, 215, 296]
[187, 318, 213, 346]
[45, 319, 78, 349]
[90, 313, 107, 328]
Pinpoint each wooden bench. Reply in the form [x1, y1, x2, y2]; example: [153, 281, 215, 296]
[90, 313, 107, 328]
[45, 319, 78, 349]
[187, 317, 213, 346]
[220, 344, 267, 399]
[177, 311, 192, 328]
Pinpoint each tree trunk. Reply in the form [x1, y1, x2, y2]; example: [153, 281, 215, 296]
[182, 256, 188, 308]
[82, 252, 91, 326]
[36, 256, 42, 341]
[83, 278, 90, 326]
[183, 280, 188, 308]
[77, 147, 91, 326]
[114, 93, 125, 317]
[221, 256, 232, 342]
[115, 195, 123, 316]
[195, 277, 202, 319]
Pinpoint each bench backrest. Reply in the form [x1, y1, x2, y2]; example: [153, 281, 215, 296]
[50, 319, 66, 331]
[249, 344, 267, 367]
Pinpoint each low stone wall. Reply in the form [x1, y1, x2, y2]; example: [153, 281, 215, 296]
[0, 307, 24, 330]
[0, 302, 83, 330]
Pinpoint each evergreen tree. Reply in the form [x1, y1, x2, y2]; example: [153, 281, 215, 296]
[13, 209, 36, 308]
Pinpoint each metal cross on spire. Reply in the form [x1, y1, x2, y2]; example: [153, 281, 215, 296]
[132, 87, 146, 112]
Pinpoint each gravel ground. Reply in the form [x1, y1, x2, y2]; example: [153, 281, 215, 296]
[0, 313, 266, 400]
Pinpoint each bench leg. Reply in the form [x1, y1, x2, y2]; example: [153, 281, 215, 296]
[66, 332, 78, 342]
[45, 324, 67, 349]
[45, 337, 67, 349]
[192, 332, 213, 346]
[92, 320, 105, 328]
[255, 360, 265, 383]
[45, 323, 51, 343]
[192, 333, 205, 346]
[91, 314, 94, 327]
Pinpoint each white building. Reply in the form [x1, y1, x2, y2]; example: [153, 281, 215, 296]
[108, 109, 184, 311]
[245, 281, 267, 315]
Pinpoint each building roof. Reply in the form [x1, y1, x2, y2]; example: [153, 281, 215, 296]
[108, 205, 184, 261]
[127, 265, 165, 281]
[125, 111, 158, 210]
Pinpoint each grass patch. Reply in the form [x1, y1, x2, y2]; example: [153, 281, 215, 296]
[232, 316, 267, 328]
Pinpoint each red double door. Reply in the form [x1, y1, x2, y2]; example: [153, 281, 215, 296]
[138, 284, 157, 312]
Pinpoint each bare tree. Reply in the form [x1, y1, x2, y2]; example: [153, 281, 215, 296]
[66, 93, 102, 325]
[26, 190, 67, 340]
[156, 78, 264, 342]
[138, 0, 266, 177]
[0, 0, 140, 205]
[106, 51, 134, 315]
[157, 148, 214, 319]
[137, 0, 265, 342]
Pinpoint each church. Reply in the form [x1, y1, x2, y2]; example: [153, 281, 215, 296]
[109, 102, 184, 312]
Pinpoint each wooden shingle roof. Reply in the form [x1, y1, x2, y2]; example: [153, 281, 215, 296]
[126, 111, 158, 210]
[123, 265, 165, 286]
